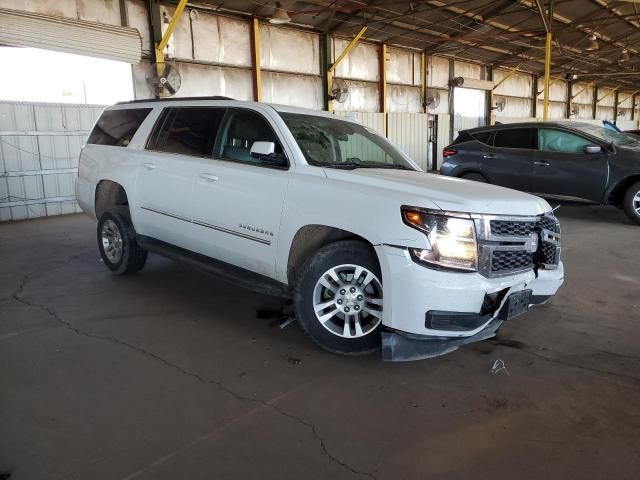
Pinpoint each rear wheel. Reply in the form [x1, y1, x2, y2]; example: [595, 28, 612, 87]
[294, 240, 383, 355]
[97, 207, 147, 274]
[461, 172, 488, 183]
[623, 181, 640, 225]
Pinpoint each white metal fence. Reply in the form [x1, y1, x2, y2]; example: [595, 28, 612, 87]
[0, 101, 104, 221]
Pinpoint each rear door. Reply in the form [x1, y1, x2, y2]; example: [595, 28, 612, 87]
[532, 127, 608, 201]
[190, 107, 291, 278]
[135, 106, 224, 252]
[485, 127, 537, 191]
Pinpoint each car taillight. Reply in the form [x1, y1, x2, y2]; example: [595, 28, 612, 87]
[443, 149, 457, 158]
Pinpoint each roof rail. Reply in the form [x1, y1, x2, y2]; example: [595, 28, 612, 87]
[116, 96, 236, 105]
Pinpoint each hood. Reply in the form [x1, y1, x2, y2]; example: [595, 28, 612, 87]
[324, 169, 551, 216]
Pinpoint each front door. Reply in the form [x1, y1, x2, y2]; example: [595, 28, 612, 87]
[191, 108, 291, 278]
[532, 127, 609, 202]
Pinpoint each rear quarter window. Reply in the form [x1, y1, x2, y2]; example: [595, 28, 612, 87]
[471, 131, 492, 145]
[87, 108, 152, 147]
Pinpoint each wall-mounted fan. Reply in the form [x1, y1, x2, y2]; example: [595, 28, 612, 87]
[330, 78, 349, 103]
[148, 63, 182, 97]
[492, 95, 506, 112]
[425, 89, 441, 111]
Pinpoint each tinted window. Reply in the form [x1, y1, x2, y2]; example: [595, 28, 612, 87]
[539, 129, 592, 154]
[149, 107, 225, 156]
[217, 110, 285, 165]
[87, 108, 151, 146]
[472, 131, 492, 144]
[493, 128, 536, 150]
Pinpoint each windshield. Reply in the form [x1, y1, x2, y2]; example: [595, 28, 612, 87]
[280, 113, 418, 170]
[569, 123, 640, 146]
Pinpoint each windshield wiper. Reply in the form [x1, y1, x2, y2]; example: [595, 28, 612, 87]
[367, 164, 414, 170]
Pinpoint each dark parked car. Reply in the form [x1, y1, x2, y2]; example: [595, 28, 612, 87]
[441, 121, 640, 224]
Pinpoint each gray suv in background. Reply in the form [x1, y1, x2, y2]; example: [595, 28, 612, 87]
[441, 122, 640, 225]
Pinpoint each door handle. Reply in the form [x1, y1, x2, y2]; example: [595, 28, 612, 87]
[534, 161, 551, 167]
[483, 154, 494, 159]
[143, 163, 156, 171]
[199, 173, 219, 182]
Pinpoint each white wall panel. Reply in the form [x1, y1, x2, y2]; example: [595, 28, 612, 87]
[596, 106, 614, 120]
[388, 85, 422, 113]
[454, 60, 482, 80]
[261, 25, 319, 75]
[495, 97, 531, 118]
[127, 0, 151, 56]
[159, 5, 192, 60]
[387, 47, 419, 86]
[537, 79, 567, 102]
[597, 88, 616, 107]
[0, 101, 103, 221]
[333, 39, 379, 82]
[334, 112, 385, 135]
[262, 72, 322, 110]
[192, 13, 251, 67]
[536, 101, 566, 119]
[426, 88, 449, 115]
[333, 80, 379, 113]
[572, 83, 594, 104]
[435, 114, 451, 170]
[387, 113, 428, 170]
[428, 56, 450, 88]
[493, 70, 532, 98]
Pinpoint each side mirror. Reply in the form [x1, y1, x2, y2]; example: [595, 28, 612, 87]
[250, 141, 275, 157]
[250, 141, 286, 167]
[583, 144, 602, 154]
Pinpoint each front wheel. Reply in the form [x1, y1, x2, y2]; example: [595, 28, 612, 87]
[623, 181, 640, 225]
[294, 240, 383, 355]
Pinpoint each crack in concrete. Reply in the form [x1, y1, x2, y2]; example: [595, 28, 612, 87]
[495, 341, 640, 386]
[12, 272, 376, 479]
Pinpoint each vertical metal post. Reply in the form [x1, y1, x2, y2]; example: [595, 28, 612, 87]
[448, 58, 455, 144]
[250, 17, 262, 102]
[543, 32, 552, 120]
[532, 75, 538, 118]
[487, 66, 494, 126]
[320, 33, 330, 111]
[592, 86, 598, 120]
[380, 43, 387, 136]
[632, 93, 637, 122]
[613, 90, 619, 124]
[565, 81, 572, 119]
[421, 51, 427, 113]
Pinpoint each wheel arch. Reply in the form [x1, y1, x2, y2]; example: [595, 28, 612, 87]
[286, 224, 380, 285]
[95, 180, 129, 219]
[457, 170, 489, 182]
[605, 174, 640, 206]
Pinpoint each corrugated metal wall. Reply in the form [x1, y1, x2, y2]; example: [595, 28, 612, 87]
[0, 101, 103, 221]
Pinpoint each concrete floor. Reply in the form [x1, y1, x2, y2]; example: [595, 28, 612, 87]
[1, 205, 639, 480]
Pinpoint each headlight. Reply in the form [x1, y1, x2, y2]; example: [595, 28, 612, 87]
[402, 207, 477, 271]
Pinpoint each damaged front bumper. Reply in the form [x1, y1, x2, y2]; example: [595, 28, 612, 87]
[382, 292, 549, 361]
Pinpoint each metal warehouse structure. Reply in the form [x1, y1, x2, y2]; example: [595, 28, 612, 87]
[1, 0, 640, 220]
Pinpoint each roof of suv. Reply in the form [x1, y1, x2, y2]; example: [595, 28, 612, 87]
[464, 121, 599, 134]
[114, 96, 342, 120]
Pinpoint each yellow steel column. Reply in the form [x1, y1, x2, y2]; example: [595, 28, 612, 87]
[327, 26, 367, 113]
[543, 32, 552, 120]
[250, 17, 262, 102]
[155, 0, 188, 64]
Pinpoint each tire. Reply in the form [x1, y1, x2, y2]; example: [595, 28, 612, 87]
[461, 172, 488, 183]
[623, 181, 640, 225]
[97, 207, 147, 275]
[294, 240, 383, 355]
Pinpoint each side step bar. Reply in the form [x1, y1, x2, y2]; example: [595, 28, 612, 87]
[137, 235, 291, 298]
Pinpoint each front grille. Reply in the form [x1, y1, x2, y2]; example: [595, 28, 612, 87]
[490, 220, 535, 237]
[538, 215, 560, 233]
[477, 213, 561, 278]
[542, 242, 558, 265]
[491, 250, 533, 272]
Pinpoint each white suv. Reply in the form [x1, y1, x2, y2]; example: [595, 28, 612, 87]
[76, 97, 564, 361]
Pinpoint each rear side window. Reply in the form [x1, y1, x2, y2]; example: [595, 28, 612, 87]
[493, 128, 537, 150]
[472, 131, 492, 144]
[148, 107, 225, 157]
[87, 108, 152, 146]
